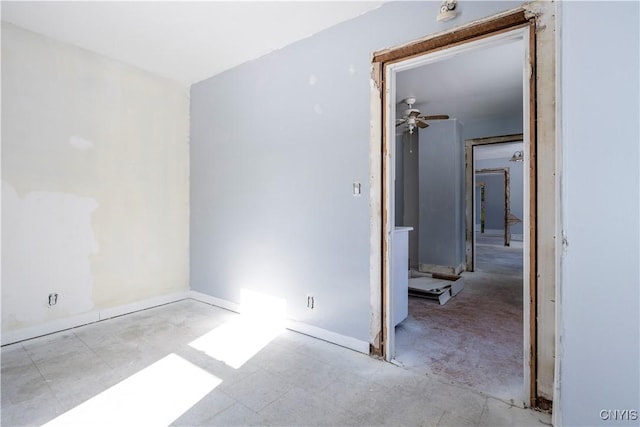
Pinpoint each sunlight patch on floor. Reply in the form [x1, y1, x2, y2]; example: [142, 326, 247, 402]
[189, 288, 286, 369]
[44, 354, 221, 427]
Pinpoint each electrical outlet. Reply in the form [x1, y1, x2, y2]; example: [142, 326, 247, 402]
[48, 293, 58, 306]
[306, 295, 315, 310]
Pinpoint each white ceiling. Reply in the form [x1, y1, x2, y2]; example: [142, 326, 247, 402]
[3, 1, 524, 124]
[1, 1, 384, 85]
[396, 37, 524, 125]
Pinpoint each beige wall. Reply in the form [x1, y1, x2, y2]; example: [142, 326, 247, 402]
[1, 23, 190, 336]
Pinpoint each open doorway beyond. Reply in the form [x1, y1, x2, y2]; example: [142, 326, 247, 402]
[394, 234, 524, 405]
[394, 134, 526, 404]
[390, 33, 528, 406]
[370, 4, 558, 409]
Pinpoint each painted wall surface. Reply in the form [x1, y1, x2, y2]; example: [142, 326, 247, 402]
[418, 120, 464, 271]
[1, 24, 190, 333]
[396, 131, 420, 268]
[394, 132, 405, 227]
[190, 0, 531, 343]
[476, 157, 524, 236]
[462, 110, 523, 141]
[560, 2, 640, 425]
[478, 173, 505, 231]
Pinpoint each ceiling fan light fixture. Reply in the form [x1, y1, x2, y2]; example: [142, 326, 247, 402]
[396, 97, 449, 134]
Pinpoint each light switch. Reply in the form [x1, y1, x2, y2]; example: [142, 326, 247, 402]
[353, 182, 361, 196]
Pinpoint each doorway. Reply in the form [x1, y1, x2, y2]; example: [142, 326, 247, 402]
[369, 9, 544, 407]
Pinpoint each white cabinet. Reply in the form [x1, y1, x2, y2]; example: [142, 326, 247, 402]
[393, 227, 412, 326]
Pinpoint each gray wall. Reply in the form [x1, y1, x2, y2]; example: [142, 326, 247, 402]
[396, 131, 420, 268]
[462, 110, 523, 141]
[477, 173, 505, 231]
[190, 1, 521, 342]
[559, 2, 640, 425]
[418, 120, 464, 270]
[476, 157, 524, 236]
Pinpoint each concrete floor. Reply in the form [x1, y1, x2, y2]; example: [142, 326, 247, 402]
[395, 234, 525, 405]
[1, 298, 549, 427]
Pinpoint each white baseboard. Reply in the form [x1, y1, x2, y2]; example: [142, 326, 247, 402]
[285, 319, 369, 354]
[99, 291, 190, 320]
[1, 312, 99, 346]
[188, 291, 369, 354]
[419, 262, 464, 275]
[3, 290, 371, 356]
[188, 290, 240, 313]
[1, 291, 190, 346]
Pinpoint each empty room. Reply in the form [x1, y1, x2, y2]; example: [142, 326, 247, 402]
[1, 1, 638, 426]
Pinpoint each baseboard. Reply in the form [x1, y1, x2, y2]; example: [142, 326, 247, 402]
[188, 290, 241, 313]
[285, 319, 369, 354]
[3, 290, 371, 355]
[419, 262, 465, 275]
[99, 291, 190, 320]
[477, 228, 504, 236]
[188, 291, 369, 354]
[1, 291, 190, 346]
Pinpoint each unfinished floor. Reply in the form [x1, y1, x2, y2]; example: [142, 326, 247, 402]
[395, 234, 524, 405]
[0, 297, 548, 427]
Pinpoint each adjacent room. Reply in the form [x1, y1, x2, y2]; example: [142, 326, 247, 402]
[390, 35, 526, 404]
[1, 2, 639, 427]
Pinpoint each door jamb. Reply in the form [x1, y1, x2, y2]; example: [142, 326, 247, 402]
[475, 167, 512, 247]
[369, 8, 543, 407]
[466, 134, 524, 270]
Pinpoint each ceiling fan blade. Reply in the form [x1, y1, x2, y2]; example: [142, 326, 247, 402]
[408, 110, 421, 118]
[421, 115, 450, 120]
[396, 120, 405, 127]
[416, 121, 429, 128]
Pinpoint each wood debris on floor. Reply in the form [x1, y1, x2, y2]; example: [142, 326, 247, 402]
[408, 273, 464, 305]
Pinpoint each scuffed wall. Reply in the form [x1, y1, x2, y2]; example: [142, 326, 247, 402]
[1, 23, 190, 334]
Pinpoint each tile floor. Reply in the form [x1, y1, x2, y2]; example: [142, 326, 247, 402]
[1, 299, 551, 426]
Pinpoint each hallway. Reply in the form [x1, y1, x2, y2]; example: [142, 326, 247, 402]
[394, 234, 524, 405]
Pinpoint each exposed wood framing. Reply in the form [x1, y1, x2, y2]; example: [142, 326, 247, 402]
[373, 9, 529, 64]
[475, 167, 512, 246]
[526, 1, 557, 405]
[370, 2, 556, 409]
[369, 61, 384, 358]
[527, 19, 538, 408]
[465, 133, 523, 271]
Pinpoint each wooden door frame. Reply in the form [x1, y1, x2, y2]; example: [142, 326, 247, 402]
[368, 6, 557, 409]
[466, 134, 524, 270]
[475, 167, 512, 247]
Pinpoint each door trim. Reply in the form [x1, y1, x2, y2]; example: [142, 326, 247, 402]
[368, 6, 556, 408]
[465, 133, 524, 270]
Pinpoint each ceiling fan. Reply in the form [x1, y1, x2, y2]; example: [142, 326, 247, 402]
[396, 97, 449, 134]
